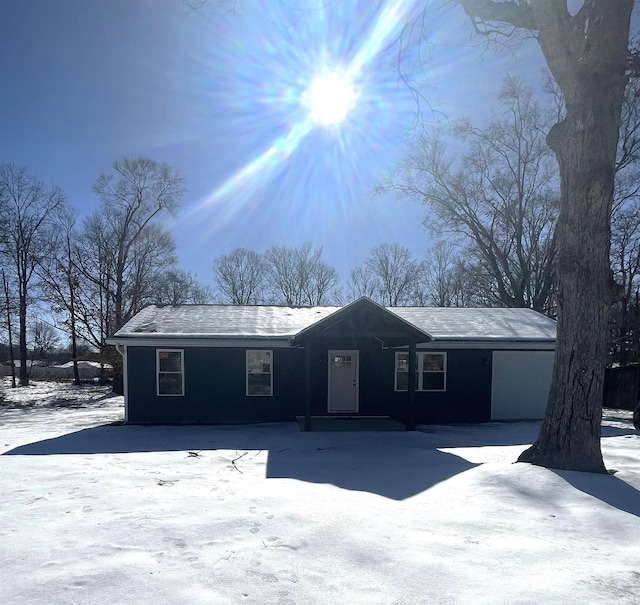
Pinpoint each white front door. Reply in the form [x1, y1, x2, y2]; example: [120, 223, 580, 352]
[328, 350, 359, 413]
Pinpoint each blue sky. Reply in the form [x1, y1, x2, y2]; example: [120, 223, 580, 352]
[0, 0, 544, 287]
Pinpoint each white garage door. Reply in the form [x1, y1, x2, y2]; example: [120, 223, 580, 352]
[491, 351, 554, 420]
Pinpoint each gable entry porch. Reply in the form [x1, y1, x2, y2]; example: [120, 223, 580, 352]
[291, 298, 433, 431]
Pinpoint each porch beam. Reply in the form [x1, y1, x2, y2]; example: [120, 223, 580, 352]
[407, 337, 417, 430]
[303, 345, 312, 431]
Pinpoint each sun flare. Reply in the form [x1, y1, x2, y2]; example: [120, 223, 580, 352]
[303, 71, 357, 128]
[191, 0, 416, 220]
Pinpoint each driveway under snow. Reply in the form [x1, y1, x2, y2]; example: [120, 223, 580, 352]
[1, 379, 639, 604]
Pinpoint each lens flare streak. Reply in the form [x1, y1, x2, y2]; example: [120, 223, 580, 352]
[189, 119, 313, 217]
[348, 0, 414, 78]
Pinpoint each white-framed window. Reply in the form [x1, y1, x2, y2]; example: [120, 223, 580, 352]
[157, 349, 184, 396]
[246, 350, 273, 396]
[394, 352, 447, 392]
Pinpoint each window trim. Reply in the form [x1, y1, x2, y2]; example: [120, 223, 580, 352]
[246, 349, 273, 397]
[394, 351, 447, 392]
[156, 349, 184, 397]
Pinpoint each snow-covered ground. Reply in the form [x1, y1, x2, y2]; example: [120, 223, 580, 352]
[1, 379, 639, 605]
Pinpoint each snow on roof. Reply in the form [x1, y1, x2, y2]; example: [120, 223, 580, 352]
[111, 304, 342, 339]
[391, 307, 556, 341]
[110, 303, 556, 343]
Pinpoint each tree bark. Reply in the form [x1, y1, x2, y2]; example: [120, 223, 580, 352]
[517, 2, 634, 472]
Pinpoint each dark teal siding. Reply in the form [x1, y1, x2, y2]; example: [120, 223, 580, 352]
[126, 346, 304, 424]
[379, 349, 492, 424]
[125, 344, 493, 424]
[298, 339, 492, 423]
[414, 349, 492, 424]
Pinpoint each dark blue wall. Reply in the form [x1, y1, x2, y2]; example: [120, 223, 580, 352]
[126, 346, 304, 423]
[125, 343, 492, 424]
[304, 338, 492, 423]
[405, 349, 492, 424]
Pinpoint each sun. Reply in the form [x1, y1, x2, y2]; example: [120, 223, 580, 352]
[302, 71, 357, 128]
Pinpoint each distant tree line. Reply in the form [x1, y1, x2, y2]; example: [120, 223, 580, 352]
[213, 243, 340, 306]
[212, 241, 426, 307]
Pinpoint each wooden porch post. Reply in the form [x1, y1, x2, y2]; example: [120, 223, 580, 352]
[303, 344, 312, 431]
[407, 338, 416, 430]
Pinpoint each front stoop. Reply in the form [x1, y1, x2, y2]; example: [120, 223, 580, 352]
[296, 416, 406, 432]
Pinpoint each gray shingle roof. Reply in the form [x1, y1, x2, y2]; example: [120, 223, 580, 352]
[390, 307, 556, 341]
[112, 305, 341, 338]
[110, 303, 556, 343]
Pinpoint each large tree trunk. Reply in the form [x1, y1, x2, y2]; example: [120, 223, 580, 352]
[517, 2, 633, 472]
[518, 110, 615, 472]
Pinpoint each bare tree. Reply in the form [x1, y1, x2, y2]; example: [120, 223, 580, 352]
[1, 268, 17, 387]
[367, 243, 424, 306]
[30, 320, 60, 362]
[121, 223, 177, 315]
[420, 240, 477, 307]
[91, 157, 184, 331]
[382, 76, 558, 313]
[154, 269, 213, 305]
[264, 245, 303, 305]
[0, 163, 67, 385]
[608, 80, 640, 365]
[264, 243, 339, 305]
[449, 0, 634, 472]
[346, 266, 378, 302]
[546, 72, 640, 362]
[66, 158, 183, 372]
[212, 248, 265, 304]
[302, 255, 340, 306]
[75, 214, 178, 363]
[615, 79, 640, 180]
[36, 206, 84, 384]
[73, 213, 115, 361]
[609, 200, 640, 365]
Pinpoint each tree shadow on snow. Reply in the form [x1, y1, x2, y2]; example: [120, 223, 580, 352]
[0, 391, 118, 410]
[267, 442, 479, 500]
[2, 423, 480, 500]
[554, 469, 640, 519]
[600, 409, 639, 438]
